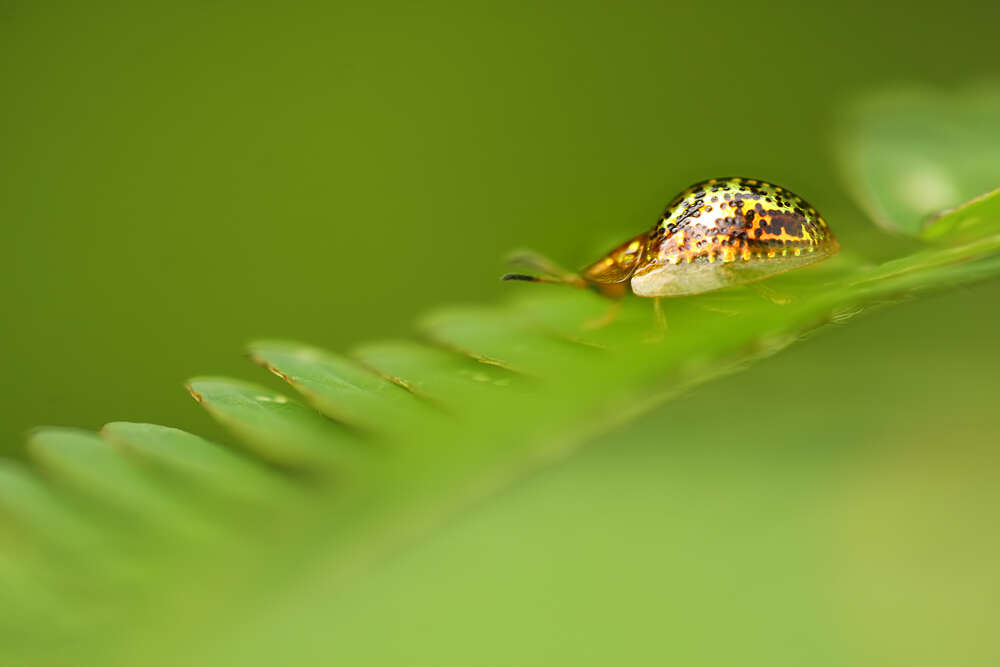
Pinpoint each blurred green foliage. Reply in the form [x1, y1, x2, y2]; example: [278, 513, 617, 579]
[839, 85, 1000, 235]
[2, 2, 1000, 666]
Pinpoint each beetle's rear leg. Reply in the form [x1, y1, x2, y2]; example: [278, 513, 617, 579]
[749, 281, 792, 305]
[718, 263, 792, 306]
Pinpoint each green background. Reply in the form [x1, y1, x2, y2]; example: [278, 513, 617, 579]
[2, 1, 999, 664]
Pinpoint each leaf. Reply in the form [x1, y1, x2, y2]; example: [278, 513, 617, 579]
[3, 98, 1000, 665]
[100, 422, 298, 509]
[26, 428, 207, 535]
[920, 186, 1000, 243]
[838, 83, 1000, 237]
[185, 377, 367, 470]
[246, 340, 439, 438]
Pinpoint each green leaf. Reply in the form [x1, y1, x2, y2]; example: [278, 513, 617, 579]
[100, 422, 297, 509]
[3, 96, 1000, 666]
[28, 429, 186, 524]
[0, 461, 95, 552]
[838, 83, 1000, 237]
[246, 340, 439, 438]
[920, 186, 1000, 243]
[185, 377, 367, 470]
[353, 339, 516, 406]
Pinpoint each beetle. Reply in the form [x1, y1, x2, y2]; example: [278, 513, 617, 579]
[503, 177, 838, 314]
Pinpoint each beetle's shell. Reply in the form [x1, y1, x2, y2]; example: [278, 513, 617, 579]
[589, 178, 838, 297]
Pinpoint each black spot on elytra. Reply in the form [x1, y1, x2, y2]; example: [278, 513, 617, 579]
[763, 211, 805, 239]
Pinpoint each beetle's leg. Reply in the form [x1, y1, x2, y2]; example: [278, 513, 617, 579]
[582, 299, 622, 330]
[749, 281, 792, 305]
[641, 297, 668, 343]
[693, 301, 741, 316]
[717, 264, 790, 307]
[654, 297, 668, 330]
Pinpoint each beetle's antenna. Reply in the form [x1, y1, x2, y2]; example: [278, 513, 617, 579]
[503, 249, 587, 289]
[505, 249, 574, 279]
[502, 273, 549, 282]
[501, 273, 588, 289]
